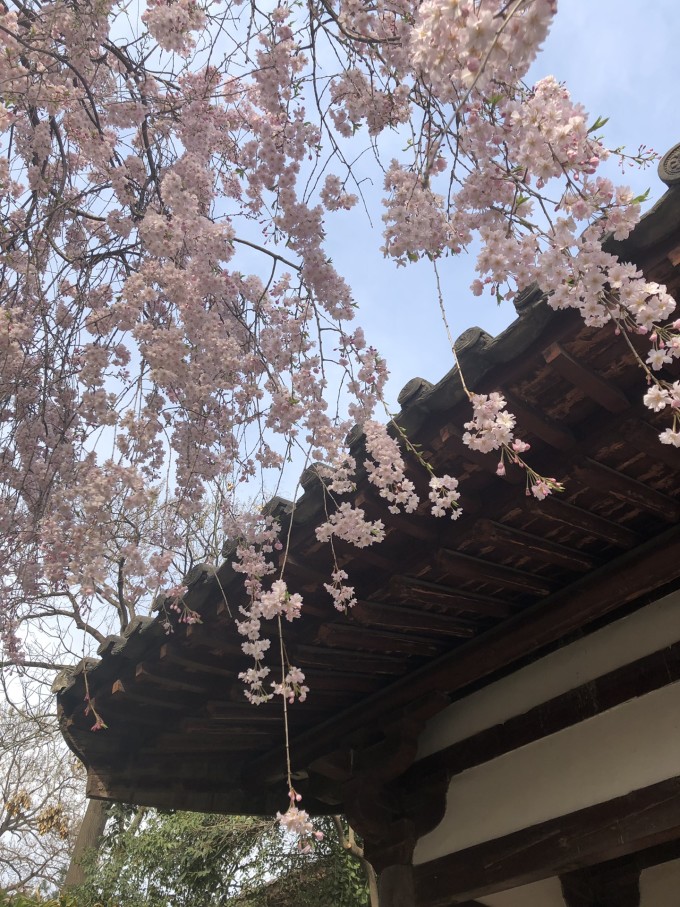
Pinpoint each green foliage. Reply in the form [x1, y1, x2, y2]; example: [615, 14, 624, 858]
[72, 808, 370, 907]
[0, 894, 79, 907]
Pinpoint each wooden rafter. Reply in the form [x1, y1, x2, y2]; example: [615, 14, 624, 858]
[386, 575, 513, 618]
[542, 342, 630, 413]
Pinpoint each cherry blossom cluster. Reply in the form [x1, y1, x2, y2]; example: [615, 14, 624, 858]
[463, 393, 518, 453]
[382, 162, 457, 263]
[316, 502, 386, 549]
[644, 381, 680, 412]
[160, 589, 201, 633]
[323, 569, 357, 612]
[643, 380, 680, 446]
[638, 319, 680, 447]
[232, 522, 300, 705]
[387, 3, 678, 446]
[230, 520, 308, 705]
[321, 175, 359, 212]
[322, 455, 358, 496]
[428, 475, 462, 519]
[463, 393, 563, 498]
[411, 0, 556, 97]
[272, 666, 309, 704]
[277, 789, 324, 852]
[363, 420, 419, 514]
[143, 0, 207, 54]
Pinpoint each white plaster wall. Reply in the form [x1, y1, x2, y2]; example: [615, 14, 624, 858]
[417, 589, 680, 759]
[468, 858, 680, 907]
[640, 857, 680, 907]
[413, 678, 680, 864]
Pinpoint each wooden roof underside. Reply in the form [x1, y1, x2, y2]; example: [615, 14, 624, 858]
[57, 186, 680, 817]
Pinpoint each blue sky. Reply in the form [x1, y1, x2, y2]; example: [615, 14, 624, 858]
[320, 1, 680, 412]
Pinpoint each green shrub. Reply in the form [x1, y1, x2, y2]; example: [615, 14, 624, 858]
[0, 894, 81, 907]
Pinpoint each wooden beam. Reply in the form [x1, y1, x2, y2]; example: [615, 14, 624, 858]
[502, 391, 576, 450]
[316, 624, 447, 658]
[280, 554, 334, 589]
[436, 548, 554, 596]
[85, 770, 335, 816]
[335, 543, 395, 572]
[570, 458, 680, 522]
[467, 519, 597, 571]
[407, 638, 680, 786]
[388, 576, 513, 619]
[146, 731, 274, 753]
[560, 840, 680, 906]
[182, 624, 243, 657]
[517, 496, 640, 549]
[179, 718, 274, 735]
[668, 242, 680, 267]
[158, 643, 234, 679]
[294, 644, 414, 675]
[110, 679, 186, 710]
[623, 418, 680, 470]
[413, 775, 680, 905]
[134, 663, 209, 695]
[80, 697, 168, 728]
[542, 342, 630, 413]
[349, 601, 476, 638]
[205, 699, 327, 720]
[203, 701, 282, 722]
[85, 771, 260, 814]
[301, 669, 383, 694]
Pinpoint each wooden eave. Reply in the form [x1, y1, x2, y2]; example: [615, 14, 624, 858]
[56, 184, 680, 821]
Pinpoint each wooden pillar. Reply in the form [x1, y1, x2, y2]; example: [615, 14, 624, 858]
[378, 865, 416, 907]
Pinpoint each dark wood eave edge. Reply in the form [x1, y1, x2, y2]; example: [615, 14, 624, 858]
[54, 179, 680, 770]
[607, 184, 680, 257]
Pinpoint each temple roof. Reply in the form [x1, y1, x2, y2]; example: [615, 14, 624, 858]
[57, 158, 680, 820]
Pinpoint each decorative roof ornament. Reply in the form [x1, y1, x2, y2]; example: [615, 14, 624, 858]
[658, 141, 680, 186]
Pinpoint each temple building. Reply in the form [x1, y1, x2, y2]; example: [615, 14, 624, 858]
[57, 142, 680, 907]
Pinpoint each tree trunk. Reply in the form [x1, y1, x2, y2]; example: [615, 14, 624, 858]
[62, 798, 108, 889]
[332, 815, 380, 907]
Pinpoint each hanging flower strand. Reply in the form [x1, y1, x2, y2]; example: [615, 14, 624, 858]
[463, 392, 564, 498]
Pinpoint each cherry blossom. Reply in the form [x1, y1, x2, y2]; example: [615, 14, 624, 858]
[0, 0, 677, 845]
[277, 790, 324, 851]
[323, 569, 357, 613]
[428, 475, 462, 519]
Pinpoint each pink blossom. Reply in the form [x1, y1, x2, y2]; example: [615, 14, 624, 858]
[428, 474, 462, 519]
[277, 791, 323, 850]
